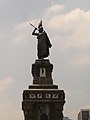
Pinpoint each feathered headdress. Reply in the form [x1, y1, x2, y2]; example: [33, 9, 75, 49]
[38, 20, 43, 28]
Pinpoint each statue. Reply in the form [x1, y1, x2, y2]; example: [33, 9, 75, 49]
[31, 20, 52, 59]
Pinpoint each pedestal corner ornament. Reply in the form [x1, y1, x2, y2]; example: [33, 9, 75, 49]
[22, 21, 65, 120]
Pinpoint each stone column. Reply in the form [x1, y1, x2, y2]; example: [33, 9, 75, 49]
[22, 102, 33, 120]
[54, 103, 64, 120]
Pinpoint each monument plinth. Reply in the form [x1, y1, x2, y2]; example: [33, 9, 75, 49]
[32, 59, 53, 84]
[22, 59, 65, 120]
[22, 20, 65, 120]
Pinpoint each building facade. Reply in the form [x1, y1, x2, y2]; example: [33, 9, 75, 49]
[78, 109, 90, 120]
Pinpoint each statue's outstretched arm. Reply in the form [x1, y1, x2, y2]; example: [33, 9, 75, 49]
[32, 28, 38, 36]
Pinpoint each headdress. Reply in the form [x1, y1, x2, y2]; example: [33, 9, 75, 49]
[38, 20, 43, 29]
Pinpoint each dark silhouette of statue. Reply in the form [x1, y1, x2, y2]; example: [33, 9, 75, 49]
[32, 20, 52, 59]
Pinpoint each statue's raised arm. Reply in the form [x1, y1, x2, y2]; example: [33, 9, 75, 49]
[32, 20, 52, 59]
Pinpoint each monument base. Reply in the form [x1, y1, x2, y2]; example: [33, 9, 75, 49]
[22, 87, 65, 120]
[22, 59, 65, 120]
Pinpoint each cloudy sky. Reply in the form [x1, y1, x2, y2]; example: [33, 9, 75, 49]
[0, 0, 90, 120]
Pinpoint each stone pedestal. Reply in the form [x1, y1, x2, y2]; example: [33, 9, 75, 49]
[32, 59, 53, 84]
[22, 59, 65, 120]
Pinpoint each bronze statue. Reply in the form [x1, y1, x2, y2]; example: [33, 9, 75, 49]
[31, 20, 52, 59]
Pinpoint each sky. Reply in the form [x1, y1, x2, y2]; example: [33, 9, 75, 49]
[0, 0, 90, 120]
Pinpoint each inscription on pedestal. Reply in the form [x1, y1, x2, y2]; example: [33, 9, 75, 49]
[23, 90, 65, 101]
[28, 93, 59, 99]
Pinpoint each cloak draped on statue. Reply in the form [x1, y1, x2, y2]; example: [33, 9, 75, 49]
[37, 31, 52, 59]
